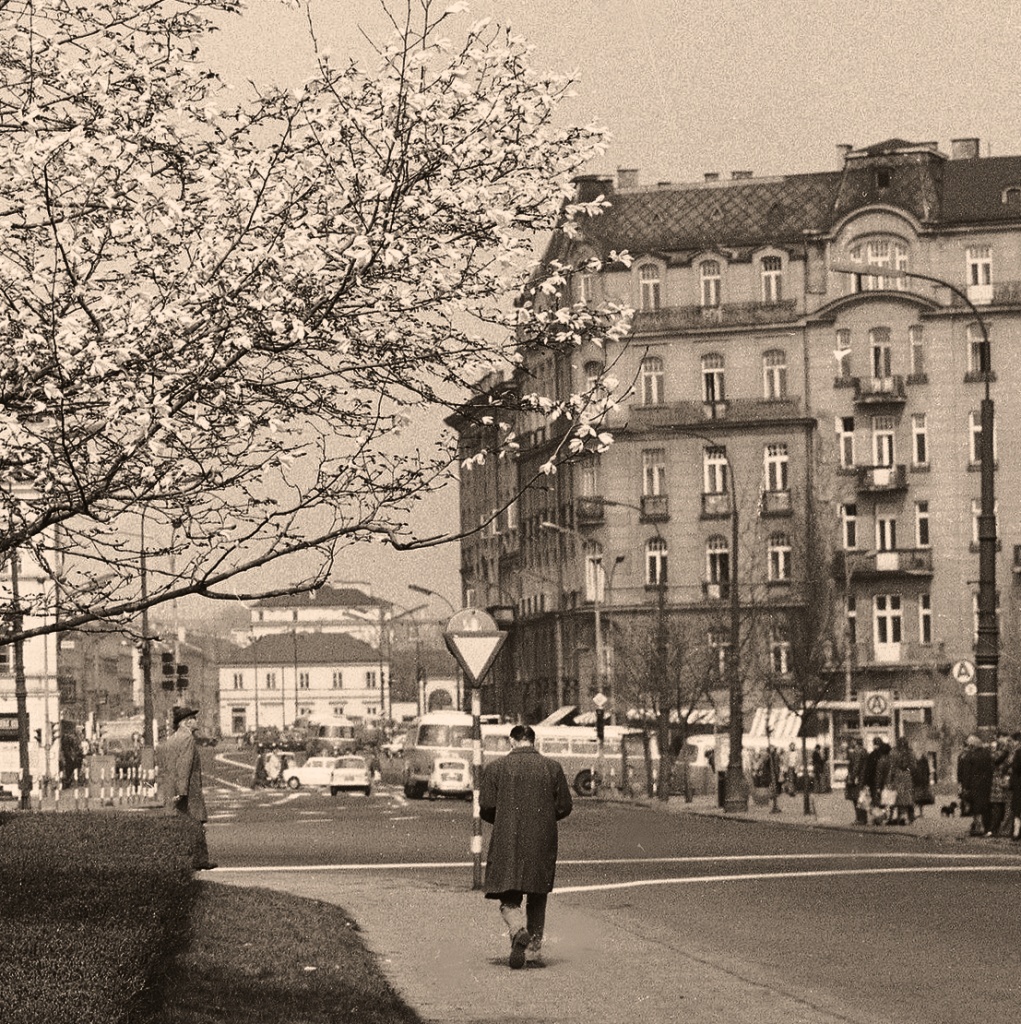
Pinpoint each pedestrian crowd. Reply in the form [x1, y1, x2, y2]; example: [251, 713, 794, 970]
[842, 732, 1021, 838]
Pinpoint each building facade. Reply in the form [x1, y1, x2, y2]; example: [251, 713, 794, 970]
[455, 138, 1021, 758]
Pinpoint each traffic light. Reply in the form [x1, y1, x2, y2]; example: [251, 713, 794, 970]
[176, 663, 189, 689]
[161, 652, 175, 690]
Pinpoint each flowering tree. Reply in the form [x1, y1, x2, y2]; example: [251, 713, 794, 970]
[0, 0, 629, 638]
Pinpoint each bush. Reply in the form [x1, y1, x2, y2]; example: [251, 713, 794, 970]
[0, 812, 198, 1024]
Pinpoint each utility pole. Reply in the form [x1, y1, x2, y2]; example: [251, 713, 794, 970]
[10, 552, 31, 809]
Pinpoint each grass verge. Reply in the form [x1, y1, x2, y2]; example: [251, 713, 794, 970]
[154, 882, 424, 1024]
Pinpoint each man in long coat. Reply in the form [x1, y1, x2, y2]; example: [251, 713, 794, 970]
[479, 724, 572, 969]
[155, 705, 215, 869]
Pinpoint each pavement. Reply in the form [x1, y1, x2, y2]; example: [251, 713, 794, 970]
[213, 787, 1019, 1024]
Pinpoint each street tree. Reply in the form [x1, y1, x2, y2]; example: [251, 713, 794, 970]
[0, 0, 630, 641]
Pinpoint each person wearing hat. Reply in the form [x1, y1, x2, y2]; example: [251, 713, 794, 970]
[156, 706, 215, 870]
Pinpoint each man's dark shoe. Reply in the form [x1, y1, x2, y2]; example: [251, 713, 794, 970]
[509, 928, 530, 970]
[195, 863, 218, 871]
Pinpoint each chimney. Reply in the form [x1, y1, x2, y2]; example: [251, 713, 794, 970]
[617, 167, 639, 189]
[731, 170, 753, 180]
[836, 143, 853, 167]
[704, 172, 720, 182]
[572, 174, 614, 203]
[951, 137, 980, 160]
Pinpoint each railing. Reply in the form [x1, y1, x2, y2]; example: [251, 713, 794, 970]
[856, 464, 907, 492]
[575, 496, 605, 525]
[701, 491, 732, 517]
[5, 764, 161, 812]
[633, 298, 799, 332]
[760, 489, 792, 516]
[835, 548, 934, 578]
[949, 279, 1021, 307]
[702, 580, 731, 601]
[853, 375, 906, 404]
[640, 494, 669, 521]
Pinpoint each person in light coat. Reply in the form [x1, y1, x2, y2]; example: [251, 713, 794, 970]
[155, 705, 214, 870]
[479, 724, 572, 969]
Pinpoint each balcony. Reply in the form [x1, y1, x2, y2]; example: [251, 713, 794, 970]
[574, 497, 605, 525]
[853, 375, 906, 406]
[856, 464, 907, 493]
[702, 580, 731, 601]
[760, 488, 792, 516]
[847, 640, 938, 670]
[701, 491, 732, 518]
[640, 494, 669, 522]
[949, 280, 1021, 308]
[632, 298, 799, 333]
[702, 400, 728, 420]
[835, 548, 934, 579]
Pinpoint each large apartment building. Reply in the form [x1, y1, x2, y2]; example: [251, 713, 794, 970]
[455, 137, 1021, 760]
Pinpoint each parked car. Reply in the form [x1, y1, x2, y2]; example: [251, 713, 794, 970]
[283, 756, 348, 790]
[427, 757, 472, 800]
[329, 755, 372, 797]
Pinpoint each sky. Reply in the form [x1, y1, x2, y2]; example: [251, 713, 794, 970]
[198, 0, 1021, 611]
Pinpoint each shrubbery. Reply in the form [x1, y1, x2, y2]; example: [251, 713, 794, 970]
[0, 812, 198, 1024]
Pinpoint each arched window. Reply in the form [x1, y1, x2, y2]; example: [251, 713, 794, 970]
[641, 355, 665, 405]
[701, 352, 725, 403]
[646, 537, 668, 587]
[583, 540, 604, 603]
[967, 323, 990, 376]
[763, 348, 787, 399]
[639, 263, 661, 311]
[700, 260, 721, 307]
[768, 532, 791, 581]
[584, 360, 606, 398]
[847, 238, 909, 291]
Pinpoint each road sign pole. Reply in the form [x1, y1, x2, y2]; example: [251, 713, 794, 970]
[470, 687, 483, 890]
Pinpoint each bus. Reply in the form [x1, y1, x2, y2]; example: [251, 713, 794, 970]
[314, 717, 358, 755]
[401, 710, 659, 799]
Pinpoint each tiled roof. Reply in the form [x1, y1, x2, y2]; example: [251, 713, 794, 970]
[252, 585, 390, 611]
[220, 632, 381, 666]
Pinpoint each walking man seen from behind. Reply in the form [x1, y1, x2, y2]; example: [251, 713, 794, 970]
[479, 724, 573, 969]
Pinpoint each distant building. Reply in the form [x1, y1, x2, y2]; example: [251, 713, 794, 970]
[454, 137, 1021, 762]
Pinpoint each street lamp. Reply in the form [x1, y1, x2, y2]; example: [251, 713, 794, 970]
[408, 583, 456, 615]
[830, 260, 998, 733]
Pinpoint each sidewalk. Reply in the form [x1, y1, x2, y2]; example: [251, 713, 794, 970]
[216, 788, 1017, 1024]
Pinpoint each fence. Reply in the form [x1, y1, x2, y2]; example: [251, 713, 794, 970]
[1, 764, 161, 812]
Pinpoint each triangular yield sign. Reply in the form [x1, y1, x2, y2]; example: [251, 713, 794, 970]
[444, 631, 506, 685]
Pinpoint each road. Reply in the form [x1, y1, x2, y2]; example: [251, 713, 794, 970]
[204, 750, 1021, 1023]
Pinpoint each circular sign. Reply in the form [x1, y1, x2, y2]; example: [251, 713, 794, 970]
[964, 682, 978, 698]
[863, 692, 890, 717]
[952, 660, 976, 685]
[592, 692, 608, 710]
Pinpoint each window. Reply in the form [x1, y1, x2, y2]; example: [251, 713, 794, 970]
[708, 629, 729, 677]
[577, 272, 595, 305]
[646, 537, 668, 587]
[761, 256, 783, 303]
[639, 264, 661, 311]
[768, 532, 791, 582]
[700, 260, 721, 307]
[967, 323, 990, 375]
[642, 449, 665, 496]
[909, 325, 925, 377]
[915, 501, 930, 548]
[584, 360, 605, 396]
[332, 671, 343, 689]
[874, 595, 902, 646]
[971, 499, 999, 546]
[764, 443, 788, 492]
[365, 671, 378, 688]
[584, 540, 605, 602]
[640, 356, 664, 405]
[872, 415, 895, 467]
[911, 413, 928, 467]
[703, 446, 729, 494]
[967, 246, 992, 287]
[770, 629, 790, 675]
[837, 416, 855, 468]
[265, 672, 277, 690]
[969, 411, 996, 464]
[846, 596, 858, 645]
[847, 238, 908, 290]
[876, 516, 897, 552]
[232, 672, 244, 690]
[701, 353, 725, 403]
[706, 535, 730, 585]
[919, 593, 932, 645]
[835, 328, 852, 378]
[870, 327, 892, 380]
[578, 458, 598, 497]
[298, 671, 310, 690]
[763, 349, 787, 399]
[840, 503, 858, 549]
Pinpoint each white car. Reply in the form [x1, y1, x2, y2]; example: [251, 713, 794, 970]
[427, 757, 472, 800]
[283, 756, 347, 790]
[329, 755, 373, 796]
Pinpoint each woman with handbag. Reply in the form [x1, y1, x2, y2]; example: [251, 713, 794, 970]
[887, 736, 917, 825]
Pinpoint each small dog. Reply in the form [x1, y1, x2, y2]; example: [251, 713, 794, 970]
[940, 801, 958, 817]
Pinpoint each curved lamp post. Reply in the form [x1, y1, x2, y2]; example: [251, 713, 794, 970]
[830, 260, 998, 733]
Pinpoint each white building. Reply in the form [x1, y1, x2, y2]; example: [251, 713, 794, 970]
[217, 631, 390, 738]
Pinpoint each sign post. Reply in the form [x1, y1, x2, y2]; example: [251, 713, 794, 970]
[443, 609, 507, 891]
